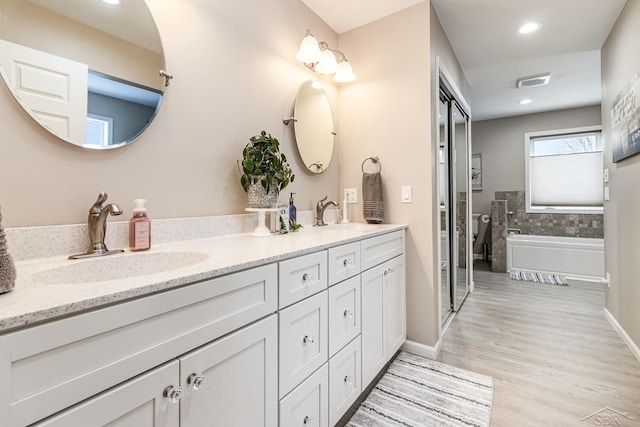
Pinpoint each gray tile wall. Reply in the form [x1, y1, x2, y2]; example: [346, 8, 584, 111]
[494, 191, 603, 239]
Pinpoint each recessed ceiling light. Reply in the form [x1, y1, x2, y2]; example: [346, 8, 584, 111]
[101, 0, 120, 5]
[519, 99, 533, 105]
[518, 21, 542, 34]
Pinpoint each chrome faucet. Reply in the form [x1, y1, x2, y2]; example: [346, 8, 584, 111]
[69, 192, 124, 259]
[315, 196, 339, 226]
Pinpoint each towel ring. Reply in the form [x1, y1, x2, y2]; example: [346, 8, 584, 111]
[361, 156, 382, 173]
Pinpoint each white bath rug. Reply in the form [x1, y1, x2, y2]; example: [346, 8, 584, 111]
[509, 270, 568, 286]
[346, 352, 494, 427]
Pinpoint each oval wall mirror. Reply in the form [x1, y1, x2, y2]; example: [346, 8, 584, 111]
[0, 0, 166, 149]
[293, 81, 335, 174]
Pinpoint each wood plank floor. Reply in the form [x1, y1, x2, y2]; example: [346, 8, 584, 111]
[438, 263, 640, 426]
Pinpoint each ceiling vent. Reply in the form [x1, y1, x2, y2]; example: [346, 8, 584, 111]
[516, 73, 551, 88]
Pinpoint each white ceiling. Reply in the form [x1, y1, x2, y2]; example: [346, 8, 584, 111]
[302, 0, 628, 121]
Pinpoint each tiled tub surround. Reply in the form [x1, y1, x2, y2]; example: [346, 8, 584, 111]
[491, 200, 508, 273]
[0, 208, 355, 332]
[494, 191, 603, 239]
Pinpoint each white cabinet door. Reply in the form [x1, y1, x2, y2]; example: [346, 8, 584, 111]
[360, 262, 387, 389]
[386, 255, 406, 357]
[33, 361, 180, 427]
[179, 315, 278, 427]
[360, 255, 406, 389]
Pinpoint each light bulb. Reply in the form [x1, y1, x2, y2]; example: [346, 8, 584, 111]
[314, 49, 338, 75]
[334, 60, 356, 82]
[295, 31, 321, 64]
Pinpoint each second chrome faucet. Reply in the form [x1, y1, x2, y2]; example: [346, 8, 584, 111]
[315, 196, 339, 226]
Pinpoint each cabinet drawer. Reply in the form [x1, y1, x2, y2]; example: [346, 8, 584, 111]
[179, 315, 278, 427]
[361, 230, 405, 271]
[279, 363, 329, 427]
[279, 251, 328, 308]
[33, 361, 180, 426]
[328, 242, 361, 286]
[0, 264, 277, 427]
[328, 276, 361, 357]
[279, 291, 328, 398]
[329, 336, 362, 426]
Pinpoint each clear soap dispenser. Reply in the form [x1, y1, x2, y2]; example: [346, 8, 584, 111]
[129, 199, 151, 251]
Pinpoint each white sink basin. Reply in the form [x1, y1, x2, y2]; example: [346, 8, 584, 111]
[32, 251, 209, 284]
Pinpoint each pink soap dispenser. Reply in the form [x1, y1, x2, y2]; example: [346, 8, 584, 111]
[129, 199, 151, 251]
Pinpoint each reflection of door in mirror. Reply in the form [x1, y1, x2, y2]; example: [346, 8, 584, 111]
[293, 81, 335, 174]
[0, 0, 165, 149]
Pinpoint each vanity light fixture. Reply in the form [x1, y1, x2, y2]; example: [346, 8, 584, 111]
[518, 21, 542, 34]
[296, 30, 356, 83]
[101, 0, 121, 5]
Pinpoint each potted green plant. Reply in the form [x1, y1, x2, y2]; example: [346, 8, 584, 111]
[240, 131, 295, 208]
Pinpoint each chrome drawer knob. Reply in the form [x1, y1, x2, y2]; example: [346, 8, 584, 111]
[343, 309, 353, 318]
[303, 415, 312, 425]
[187, 373, 205, 390]
[303, 335, 315, 344]
[344, 375, 353, 385]
[163, 385, 183, 404]
[302, 273, 312, 281]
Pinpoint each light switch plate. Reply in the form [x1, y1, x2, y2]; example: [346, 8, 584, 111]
[604, 186, 610, 201]
[603, 168, 609, 183]
[344, 188, 357, 203]
[401, 186, 412, 203]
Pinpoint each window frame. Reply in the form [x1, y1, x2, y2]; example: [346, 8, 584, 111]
[524, 125, 603, 215]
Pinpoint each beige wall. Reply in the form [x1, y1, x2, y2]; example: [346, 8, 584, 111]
[471, 105, 602, 215]
[601, 0, 640, 350]
[339, 3, 469, 350]
[0, 0, 340, 227]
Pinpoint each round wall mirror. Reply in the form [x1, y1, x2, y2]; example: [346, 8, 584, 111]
[293, 81, 335, 174]
[0, 0, 166, 149]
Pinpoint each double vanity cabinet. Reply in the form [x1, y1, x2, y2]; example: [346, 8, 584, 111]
[0, 227, 405, 426]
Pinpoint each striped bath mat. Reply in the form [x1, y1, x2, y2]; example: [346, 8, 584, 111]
[509, 270, 568, 285]
[347, 352, 493, 427]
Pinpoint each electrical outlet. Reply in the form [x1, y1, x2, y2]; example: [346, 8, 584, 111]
[344, 188, 357, 203]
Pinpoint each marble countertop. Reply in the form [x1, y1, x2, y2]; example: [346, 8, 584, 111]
[0, 223, 406, 333]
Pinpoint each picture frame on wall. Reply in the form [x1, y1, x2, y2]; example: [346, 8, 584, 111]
[472, 153, 482, 191]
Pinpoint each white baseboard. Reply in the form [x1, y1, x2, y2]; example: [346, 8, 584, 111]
[604, 308, 640, 364]
[402, 339, 441, 360]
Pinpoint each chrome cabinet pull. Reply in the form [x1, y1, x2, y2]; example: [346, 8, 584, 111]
[163, 385, 183, 404]
[303, 335, 315, 344]
[187, 373, 205, 390]
[303, 415, 313, 425]
[343, 309, 353, 318]
[302, 272, 314, 281]
[344, 375, 353, 385]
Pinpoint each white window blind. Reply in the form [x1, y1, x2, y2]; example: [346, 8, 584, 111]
[525, 126, 603, 213]
[529, 151, 603, 206]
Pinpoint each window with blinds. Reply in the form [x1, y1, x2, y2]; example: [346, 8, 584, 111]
[525, 126, 603, 214]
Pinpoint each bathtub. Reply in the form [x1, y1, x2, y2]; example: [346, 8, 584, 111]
[506, 234, 604, 282]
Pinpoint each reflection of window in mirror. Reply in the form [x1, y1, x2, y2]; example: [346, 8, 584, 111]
[86, 114, 114, 147]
